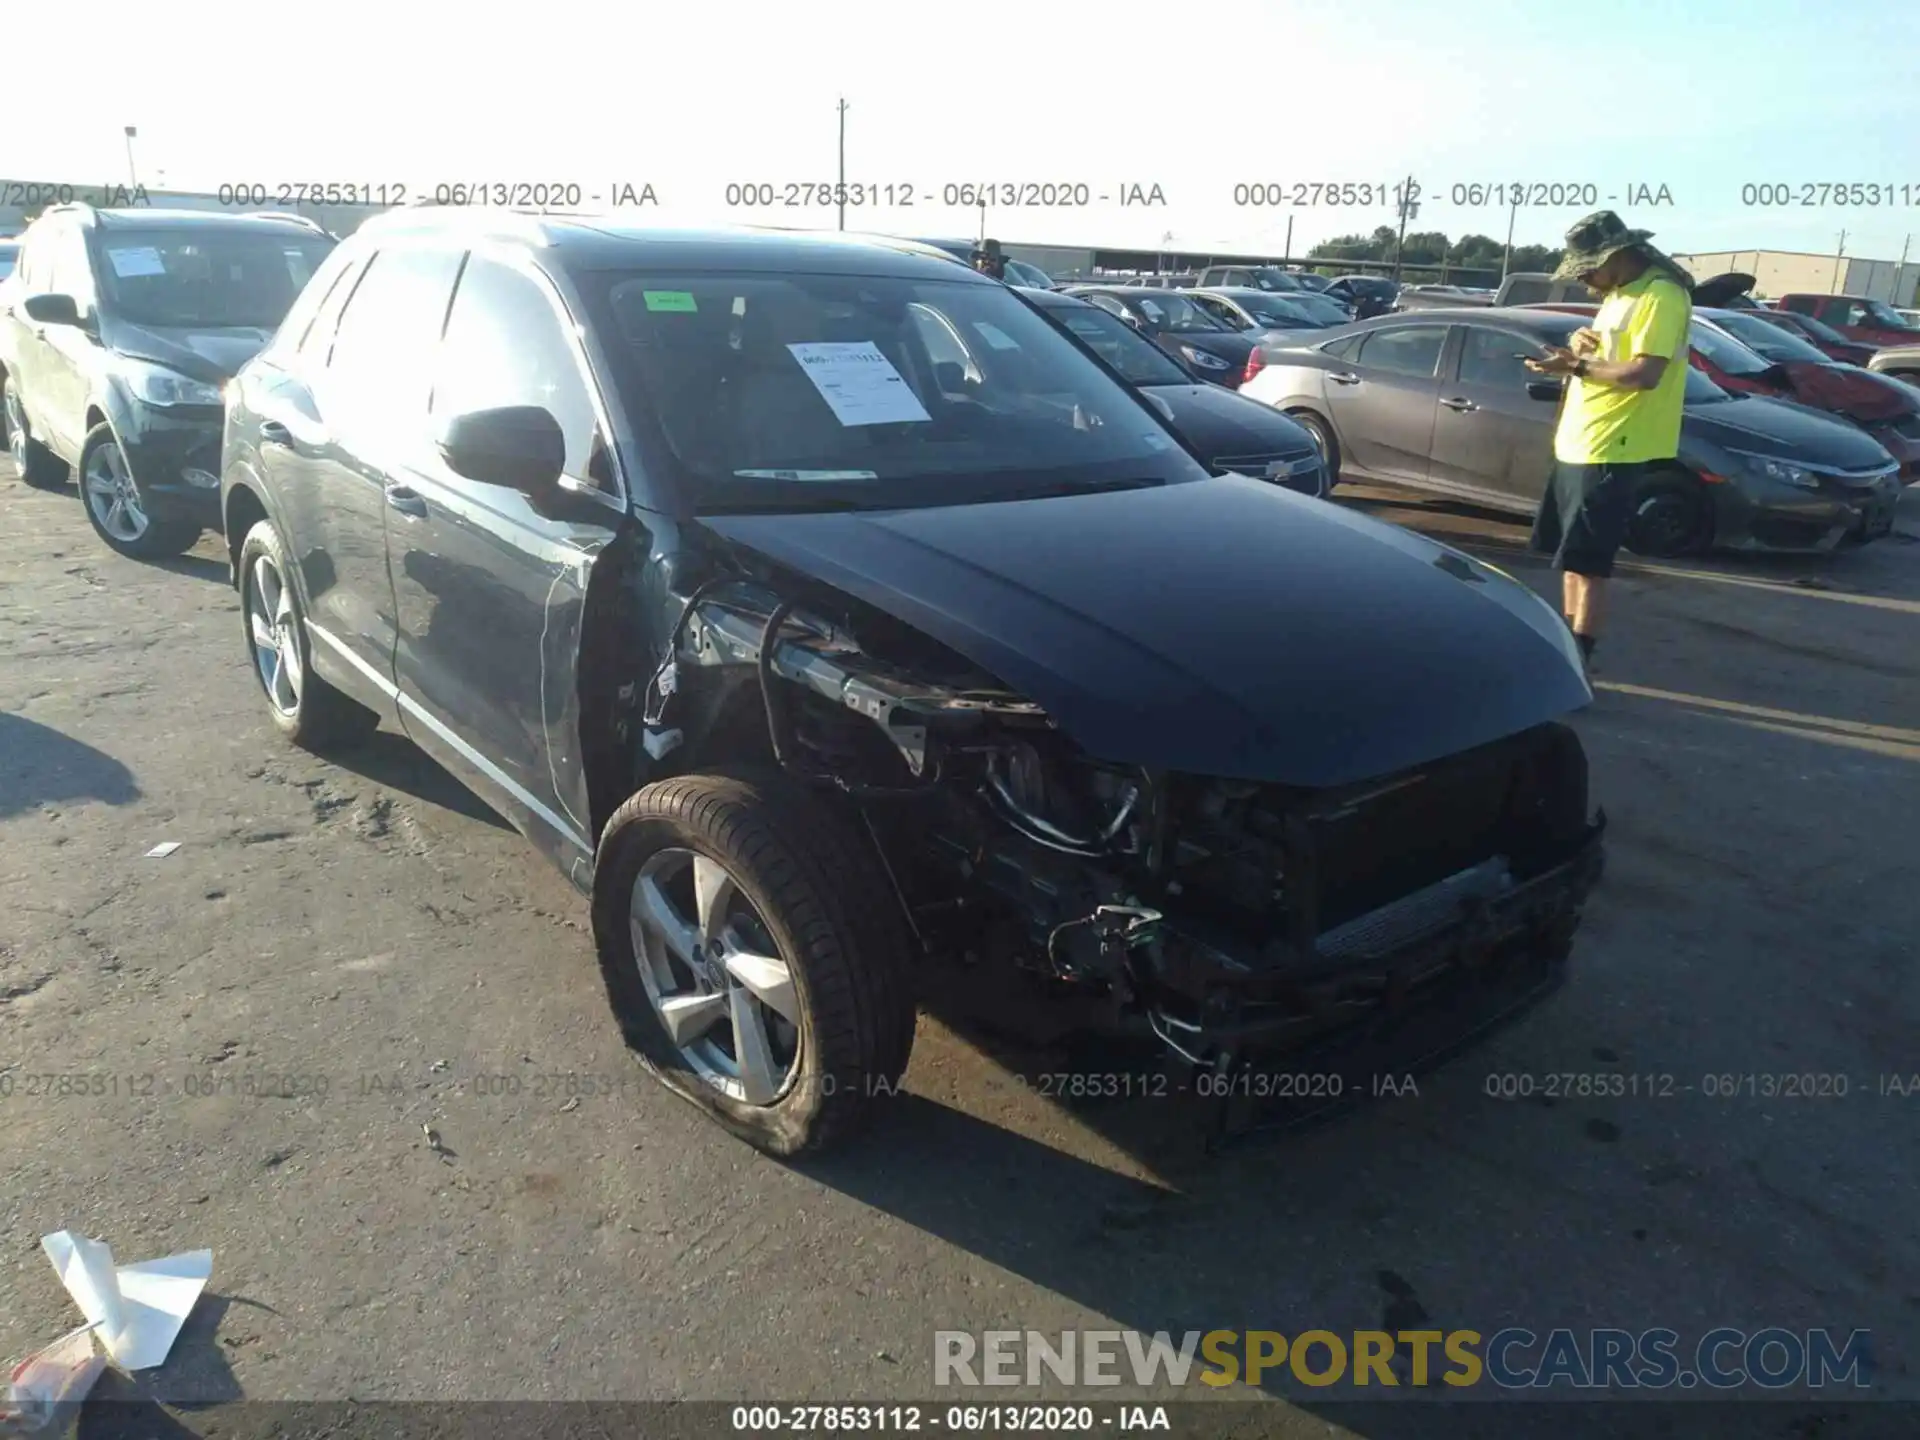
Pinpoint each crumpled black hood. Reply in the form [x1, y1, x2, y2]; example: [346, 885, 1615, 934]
[700, 474, 1591, 788]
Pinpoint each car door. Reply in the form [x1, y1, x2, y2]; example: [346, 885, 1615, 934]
[261, 242, 466, 711]
[1426, 324, 1561, 509]
[33, 220, 98, 457]
[386, 250, 624, 877]
[1, 224, 56, 436]
[1324, 323, 1447, 482]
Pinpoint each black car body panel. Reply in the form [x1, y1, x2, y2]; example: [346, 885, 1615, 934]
[221, 217, 1604, 1105]
[700, 472, 1592, 789]
[1064, 286, 1256, 384]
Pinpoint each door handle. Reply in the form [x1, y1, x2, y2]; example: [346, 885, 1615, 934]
[1329, 371, 1361, 385]
[259, 420, 294, 446]
[1441, 396, 1479, 412]
[385, 485, 428, 518]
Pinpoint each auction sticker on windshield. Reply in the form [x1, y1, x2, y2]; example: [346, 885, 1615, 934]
[787, 341, 931, 426]
[643, 290, 698, 312]
[106, 246, 167, 278]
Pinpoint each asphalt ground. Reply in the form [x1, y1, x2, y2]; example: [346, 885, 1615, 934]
[3, 460, 1917, 1440]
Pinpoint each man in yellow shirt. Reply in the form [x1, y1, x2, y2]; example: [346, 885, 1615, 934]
[1526, 211, 1694, 669]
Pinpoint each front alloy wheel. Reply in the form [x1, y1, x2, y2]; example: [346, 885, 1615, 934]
[247, 552, 304, 717]
[593, 770, 917, 1156]
[77, 423, 198, 557]
[630, 849, 804, 1106]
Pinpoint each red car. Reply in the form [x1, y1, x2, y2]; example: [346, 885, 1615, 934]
[1777, 293, 1920, 349]
[1533, 302, 1920, 481]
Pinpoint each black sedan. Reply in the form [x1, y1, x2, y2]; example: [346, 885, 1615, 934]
[1020, 287, 1329, 496]
[1323, 275, 1400, 319]
[1063, 286, 1256, 386]
[1189, 286, 1353, 341]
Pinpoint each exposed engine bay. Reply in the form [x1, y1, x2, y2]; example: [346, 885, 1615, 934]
[628, 557, 1606, 1072]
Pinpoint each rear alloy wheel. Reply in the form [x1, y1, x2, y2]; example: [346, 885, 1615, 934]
[1288, 409, 1341, 489]
[78, 423, 199, 558]
[1624, 468, 1712, 558]
[3, 378, 68, 491]
[238, 519, 380, 750]
[592, 770, 916, 1157]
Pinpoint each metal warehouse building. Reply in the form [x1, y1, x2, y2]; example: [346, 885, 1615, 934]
[1675, 248, 1920, 304]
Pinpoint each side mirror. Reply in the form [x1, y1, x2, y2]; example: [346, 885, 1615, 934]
[435, 405, 565, 497]
[24, 293, 84, 328]
[1526, 379, 1564, 401]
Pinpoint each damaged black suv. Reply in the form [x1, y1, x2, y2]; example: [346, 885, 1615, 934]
[221, 212, 1605, 1155]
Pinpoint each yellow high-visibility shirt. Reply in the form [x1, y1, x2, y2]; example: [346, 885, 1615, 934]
[1554, 270, 1691, 464]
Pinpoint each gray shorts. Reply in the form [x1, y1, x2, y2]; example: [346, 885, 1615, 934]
[1531, 461, 1646, 579]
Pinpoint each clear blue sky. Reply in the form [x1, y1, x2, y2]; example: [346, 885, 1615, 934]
[10, 0, 1919, 261]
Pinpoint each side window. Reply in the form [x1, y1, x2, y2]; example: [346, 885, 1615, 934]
[430, 255, 599, 480]
[296, 255, 365, 363]
[1813, 298, 1846, 324]
[49, 225, 94, 304]
[1458, 328, 1530, 388]
[1502, 278, 1548, 305]
[15, 226, 51, 290]
[1841, 301, 1871, 326]
[323, 245, 464, 448]
[274, 248, 359, 361]
[1084, 294, 1128, 319]
[1322, 333, 1364, 361]
[1356, 326, 1446, 379]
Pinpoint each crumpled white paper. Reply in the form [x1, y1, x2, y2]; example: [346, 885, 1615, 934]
[38, 1231, 212, 1372]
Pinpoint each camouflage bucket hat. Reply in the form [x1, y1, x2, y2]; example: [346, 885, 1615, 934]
[1551, 209, 1657, 281]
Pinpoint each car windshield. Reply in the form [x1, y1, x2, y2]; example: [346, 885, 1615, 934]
[1235, 295, 1317, 328]
[1129, 292, 1226, 332]
[1776, 311, 1852, 346]
[1049, 304, 1192, 387]
[1688, 320, 1773, 377]
[583, 270, 1207, 510]
[91, 229, 336, 328]
[1711, 312, 1829, 364]
[1860, 299, 1920, 331]
[1684, 366, 1732, 403]
[1289, 273, 1330, 291]
[1243, 268, 1301, 291]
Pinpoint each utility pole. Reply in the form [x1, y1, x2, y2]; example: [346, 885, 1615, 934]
[836, 98, 849, 231]
[123, 125, 139, 187]
[1501, 195, 1518, 280]
[978, 199, 987, 244]
[1391, 175, 1419, 283]
[1283, 214, 1293, 264]
[1896, 233, 1912, 304]
[1830, 230, 1847, 294]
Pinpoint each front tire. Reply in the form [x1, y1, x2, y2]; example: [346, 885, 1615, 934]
[79, 423, 199, 558]
[1624, 467, 1712, 558]
[3, 375, 68, 491]
[237, 519, 380, 750]
[592, 769, 917, 1157]
[1288, 409, 1341, 488]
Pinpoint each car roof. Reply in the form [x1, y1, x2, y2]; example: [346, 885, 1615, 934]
[73, 208, 328, 233]
[1017, 286, 1084, 309]
[353, 211, 994, 281]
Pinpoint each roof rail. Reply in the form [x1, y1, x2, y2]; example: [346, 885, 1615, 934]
[244, 210, 330, 233]
[357, 203, 555, 245]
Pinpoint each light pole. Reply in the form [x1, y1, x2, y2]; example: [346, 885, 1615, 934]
[123, 126, 139, 188]
[1391, 175, 1419, 283]
[1283, 214, 1293, 263]
[1501, 195, 1518, 280]
[1896, 233, 1912, 304]
[836, 98, 849, 231]
[1830, 230, 1847, 294]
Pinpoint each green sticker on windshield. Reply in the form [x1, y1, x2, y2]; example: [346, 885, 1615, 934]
[643, 291, 698, 312]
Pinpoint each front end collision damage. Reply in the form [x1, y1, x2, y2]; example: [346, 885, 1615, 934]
[580, 527, 1605, 1089]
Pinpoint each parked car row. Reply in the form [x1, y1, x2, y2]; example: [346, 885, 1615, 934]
[1239, 307, 1905, 556]
[2, 204, 1608, 1157]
